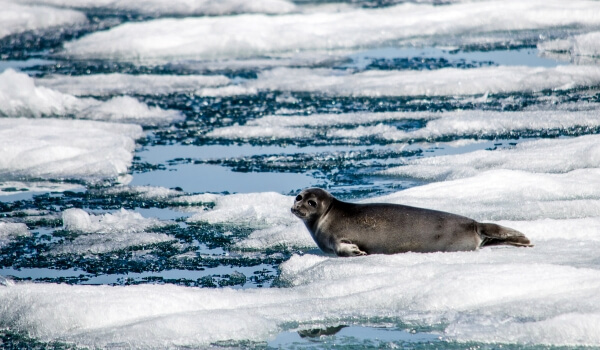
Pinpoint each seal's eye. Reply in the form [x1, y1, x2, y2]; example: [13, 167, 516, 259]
[296, 195, 302, 201]
[308, 200, 317, 207]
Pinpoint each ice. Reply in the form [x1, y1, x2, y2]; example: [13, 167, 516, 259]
[207, 108, 600, 142]
[0, 118, 143, 183]
[538, 31, 600, 58]
[0, 0, 86, 39]
[36, 73, 230, 97]
[187, 192, 295, 228]
[201, 65, 600, 97]
[0, 70, 182, 125]
[62, 0, 600, 61]
[382, 134, 600, 180]
[0, 181, 83, 196]
[0, 222, 30, 248]
[21, 0, 296, 16]
[51, 208, 175, 255]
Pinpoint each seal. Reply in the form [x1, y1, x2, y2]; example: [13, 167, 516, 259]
[291, 188, 532, 256]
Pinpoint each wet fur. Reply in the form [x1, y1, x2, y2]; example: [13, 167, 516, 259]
[291, 188, 532, 257]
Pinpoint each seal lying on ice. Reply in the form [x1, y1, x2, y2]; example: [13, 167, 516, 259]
[291, 188, 532, 257]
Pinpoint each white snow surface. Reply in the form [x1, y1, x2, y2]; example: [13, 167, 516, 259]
[36, 73, 231, 96]
[0, 0, 87, 39]
[200, 65, 600, 97]
[207, 108, 600, 141]
[21, 0, 297, 16]
[62, 0, 600, 61]
[0, 222, 30, 247]
[0, 118, 143, 183]
[382, 134, 600, 180]
[0, 70, 183, 125]
[538, 31, 600, 58]
[52, 208, 175, 255]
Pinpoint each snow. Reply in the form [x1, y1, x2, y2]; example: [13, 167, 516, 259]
[0, 69, 183, 125]
[0, 222, 30, 247]
[62, 0, 600, 61]
[0, 0, 87, 39]
[0, 118, 143, 183]
[538, 31, 600, 58]
[382, 134, 600, 180]
[36, 73, 230, 96]
[200, 65, 600, 97]
[20, 0, 297, 16]
[51, 208, 175, 255]
[207, 108, 600, 142]
[0, 181, 83, 196]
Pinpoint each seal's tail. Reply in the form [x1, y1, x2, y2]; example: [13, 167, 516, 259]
[476, 223, 533, 247]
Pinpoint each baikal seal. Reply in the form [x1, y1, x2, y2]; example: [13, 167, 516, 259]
[291, 188, 532, 257]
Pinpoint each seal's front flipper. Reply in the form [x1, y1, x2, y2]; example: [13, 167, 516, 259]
[335, 239, 367, 257]
[477, 223, 533, 247]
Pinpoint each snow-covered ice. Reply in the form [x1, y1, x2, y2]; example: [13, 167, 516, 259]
[538, 31, 600, 59]
[200, 65, 600, 97]
[36, 73, 231, 97]
[0, 118, 143, 183]
[0, 0, 86, 39]
[0, 70, 183, 125]
[0, 223, 30, 248]
[382, 134, 600, 180]
[51, 208, 175, 255]
[207, 108, 600, 142]
[20, 0, 297, 16]
[62, 0, 600, 61]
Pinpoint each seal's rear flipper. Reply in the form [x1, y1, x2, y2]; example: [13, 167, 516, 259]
[477, 223, 533, 247]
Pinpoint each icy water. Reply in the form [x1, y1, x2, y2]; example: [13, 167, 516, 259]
[2, 0, 600, 349]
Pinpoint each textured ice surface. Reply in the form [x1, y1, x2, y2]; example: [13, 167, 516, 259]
[0, 70, 182, 125]
[52, 208, 175, 255]
[0, 118, 143, 183]
[62, 0, 600, 61]
[383, 134, 600, 180]
[201, 65, 600, 97]
[36, 73, 230, 96]
[0, 181, 83, 196]
[21, 0, 296, 16]
[0, 223, 30, 248]
[0, 0, 87, 39]
[538, 31, 600, 58]
[207, 108, 600, 142]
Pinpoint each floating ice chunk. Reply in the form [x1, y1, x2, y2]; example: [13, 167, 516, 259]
[0, 222, 30, 247]
[235, 222, 317, 250]
[374, 168, 600, 221]
[62, 0, 600, 61]
[383, 134, 600, 180]
[0, 1, 87, 39]
[3, 246, 600, 347]
[0, 69, 182, 125]
[188, 192, 295, 228]
[207, 108, 600, 142]
[21, 0, 296, 16]
[54, 208, 175, 254]
[211, 65, 600, 97]
[37, 73, 230, 96]
[0, 118, 143, 183]
[0, 181, 83, 196]
[538, 31, 600, 58]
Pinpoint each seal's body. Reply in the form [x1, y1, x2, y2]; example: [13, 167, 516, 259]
[291, 188, 532, 257]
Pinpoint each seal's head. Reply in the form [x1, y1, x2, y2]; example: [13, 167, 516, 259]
[291, 188, 334, 224]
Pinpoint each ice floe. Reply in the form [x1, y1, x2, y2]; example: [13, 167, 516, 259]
[36, 73, 230, 96]
[21, 0, 297, 16]
[0, 118, 143, 183]
[51, 208, 175, 255]
[201, 65, 600, 97]
[207, 107, 600, 142]
[0, 181, 83, 196]
[0, 0, 87, 39]
[62, 0, 600, 61]
[3, 242, 600, 347]
[0, 69, 183, 125]
[538, 31, 600, 59]
[0, 222, 30, 248]
[382, 134, 600, 180]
